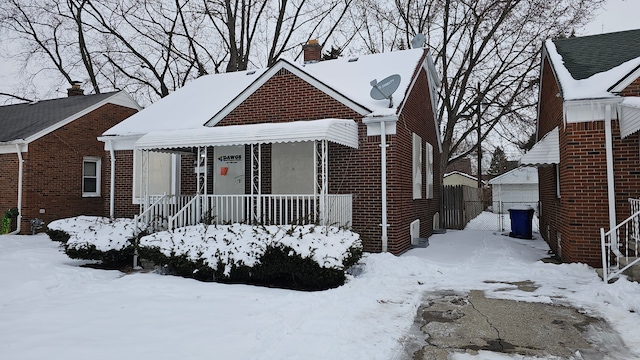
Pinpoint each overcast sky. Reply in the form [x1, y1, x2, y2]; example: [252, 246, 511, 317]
[582, 0, 640, 35]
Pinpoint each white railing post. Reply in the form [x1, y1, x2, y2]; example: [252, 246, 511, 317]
[601, 228, 609, 282]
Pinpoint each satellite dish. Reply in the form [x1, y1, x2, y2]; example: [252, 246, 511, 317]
[370, 74, 401, 108]
[410, 33, 426, 49]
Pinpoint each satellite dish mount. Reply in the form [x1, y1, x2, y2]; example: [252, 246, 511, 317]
[370, 74, 401, 108]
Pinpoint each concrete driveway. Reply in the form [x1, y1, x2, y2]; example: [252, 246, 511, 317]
[402, 284, 633, 359]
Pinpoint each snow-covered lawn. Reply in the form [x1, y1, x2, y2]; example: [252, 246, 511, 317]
[2, 227, 640, 359]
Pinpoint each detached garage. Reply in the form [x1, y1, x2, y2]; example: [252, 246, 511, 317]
[488, 167, 538, 214]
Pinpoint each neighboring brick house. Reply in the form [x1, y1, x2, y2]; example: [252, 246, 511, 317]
[521, 29, 640, 267]
[99, 43, 442, 254]
[0, 86, 140, 233]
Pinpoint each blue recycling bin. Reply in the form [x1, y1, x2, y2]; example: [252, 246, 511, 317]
[508, 206, 534, 239]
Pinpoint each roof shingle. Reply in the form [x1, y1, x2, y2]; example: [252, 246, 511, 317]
[553, 29, 640, 80]
[0, 92, 118, 142]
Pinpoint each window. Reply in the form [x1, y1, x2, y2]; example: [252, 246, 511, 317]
[272, 142, 314, 194]
[133, 150, 180, 203]
[82, 157, 101, 197]
[413, 133, 422, 199]
[426, 142, 434, 199]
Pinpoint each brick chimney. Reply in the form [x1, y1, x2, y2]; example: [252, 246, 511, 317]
[303, 39, 322, 64]
[67, 81, 84, 97]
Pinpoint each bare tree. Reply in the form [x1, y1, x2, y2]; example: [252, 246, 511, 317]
[352, 0, 605, 175]
[203, 0, 353, 71]
[0, 0, 355, 104]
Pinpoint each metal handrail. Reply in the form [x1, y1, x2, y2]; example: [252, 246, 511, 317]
[601, 209, 640, 282]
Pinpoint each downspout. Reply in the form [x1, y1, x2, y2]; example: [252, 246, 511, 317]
[604, 104, 617, 244]
[9, 143, 24, 235]
[380, 121, 389, 252]
[108, 140, 115, 219]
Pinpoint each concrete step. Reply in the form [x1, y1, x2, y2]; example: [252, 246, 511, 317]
[411, 237, 429, 248]
[627, 237, 640, 250]
[619, 257, 640, 282]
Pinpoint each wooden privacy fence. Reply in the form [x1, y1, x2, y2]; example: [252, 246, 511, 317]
[441, 185, 484, 229]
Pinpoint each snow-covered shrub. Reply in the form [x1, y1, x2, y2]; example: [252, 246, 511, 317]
[47, 216, 139, 267]
[139, 223, 363, 290]
[46, 229, 70, 243]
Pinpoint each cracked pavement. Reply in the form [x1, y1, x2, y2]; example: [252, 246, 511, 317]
[401, 287, 633, 359]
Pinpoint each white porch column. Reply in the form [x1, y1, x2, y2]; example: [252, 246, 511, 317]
[251, 144, 262, 223]
[315, 140, 328, 225]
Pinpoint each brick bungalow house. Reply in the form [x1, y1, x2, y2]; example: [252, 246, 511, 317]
[521, 29, 640, 269]
[98, 43, 442, 254]
[0, 85, 140, 234]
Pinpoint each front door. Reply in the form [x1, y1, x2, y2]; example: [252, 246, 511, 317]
[212, 146, 245, 222]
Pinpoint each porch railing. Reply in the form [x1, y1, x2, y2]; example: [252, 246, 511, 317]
[135, 194, 199, 232]
[141, 194, 352, 231]
[600, 201, 640, 282]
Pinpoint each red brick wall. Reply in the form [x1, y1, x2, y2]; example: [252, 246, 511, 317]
[386, 68, 441, 254]
[15, 103, 138, 233]
[620, 77, 640, 96]
[537, 57, 563, 256]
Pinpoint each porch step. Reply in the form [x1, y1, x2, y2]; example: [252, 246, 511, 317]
[628, 236, 640, 250]
[619, 257, 640, 282]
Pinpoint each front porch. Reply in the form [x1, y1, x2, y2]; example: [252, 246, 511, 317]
[130, 119, 359, 232]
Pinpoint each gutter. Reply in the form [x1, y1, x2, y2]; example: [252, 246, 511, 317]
[9, 142, 25, 235]
[362, 115, 398, 252]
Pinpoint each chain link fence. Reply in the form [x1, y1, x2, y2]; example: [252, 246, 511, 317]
[463, 201, 540, 233]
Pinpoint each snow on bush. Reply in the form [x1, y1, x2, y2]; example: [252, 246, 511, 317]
[139, 223, 362, 274]
[47, 216, 139, 252]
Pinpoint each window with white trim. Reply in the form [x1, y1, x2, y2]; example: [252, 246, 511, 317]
[426, 142, 434, 199]
[133, 150, 180, 203]
[82, 157, 101, 197]
[413, 133, 423, 199]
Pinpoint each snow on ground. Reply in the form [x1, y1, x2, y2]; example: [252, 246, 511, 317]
[2, 222, 640, 359]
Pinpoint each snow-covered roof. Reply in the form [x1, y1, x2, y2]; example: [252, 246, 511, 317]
[545, 30, 640, 101]
[488, 167, 538, 185]
[103, 48, 431, 137]
[135, 118, 359, 150]
[300, 49, 427, 117]
[103, 70, 268, 136]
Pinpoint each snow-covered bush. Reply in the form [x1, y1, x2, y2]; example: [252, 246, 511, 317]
[139, 223, 362, 290]
[46, 217, 363, 290]
[47, 216, 139, 266]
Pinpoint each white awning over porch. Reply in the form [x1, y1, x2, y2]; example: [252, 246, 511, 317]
[135, 118, 359, 150]
[520, 127, 559, 166]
